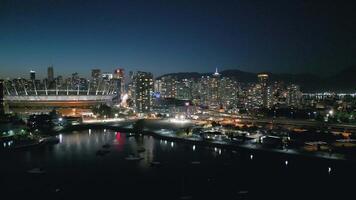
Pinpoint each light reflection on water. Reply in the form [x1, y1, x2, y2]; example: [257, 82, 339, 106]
[0, 129, 352, 199]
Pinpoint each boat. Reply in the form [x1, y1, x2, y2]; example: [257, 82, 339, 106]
[39, 136, 60, 144]
[125, 154, 143, 161]
[27, 168, 46, 174]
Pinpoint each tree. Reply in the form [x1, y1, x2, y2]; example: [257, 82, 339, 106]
[92, 104, 113, 118]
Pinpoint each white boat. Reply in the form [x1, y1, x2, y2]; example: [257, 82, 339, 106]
[27, 168, 46, 174]
[39, 136, 60, 144]
[125, 155, 143, 161]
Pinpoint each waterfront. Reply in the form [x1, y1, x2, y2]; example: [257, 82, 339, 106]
[0, 128, 355, 199]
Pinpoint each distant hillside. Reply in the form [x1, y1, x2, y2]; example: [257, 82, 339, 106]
[325, 66, 356, 92]
[157, 66, 356, 92]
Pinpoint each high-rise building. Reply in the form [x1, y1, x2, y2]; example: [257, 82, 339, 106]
[114, 68, 124, 79]
[114, 68, 125, 96]
[159, 75, 177, 98]
[287, 84, 302, 108]
[154, 79, 163, 94]
[257, 73, 268, 87]
[133, 71, 153, 113]
[102, 72, 113, 80]
[30, 70, 36, 81]
[199, 75, 211, 106]
[71, 72, 80, 89]
[0, 80, 4, 115]
[91, 69, 101, 80]
[211, 68, 221, 107]
[48, 66, 54, 82]
[198, 68, 222, 108]
[176, 79, 192, 100]
[257, 73, 269, 108]
[219, 77, 238, 109]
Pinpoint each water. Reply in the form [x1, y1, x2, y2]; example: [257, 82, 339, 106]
[0, 129, 354, 199]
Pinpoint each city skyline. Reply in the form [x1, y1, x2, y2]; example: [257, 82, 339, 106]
[2, 1, 356, 199]
[1, 0, 356, 78]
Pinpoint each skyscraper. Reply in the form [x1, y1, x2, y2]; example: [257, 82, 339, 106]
[0, 80, 4, 115]
[257, 73, 269, 108]
[91, 69, 101, 80]
[257, 73, 269, 87]
[176, 78, 192, 100]
[219, 77, 238, 109]
[114, 68, 125, 96]
[211, 67, 221, 107]
[287, 84, 302, 108]
[48, 66, 54, 82]
[133, 71, 153, 113]
[30, 70, 36, 81]
[159, 75, 177, 98]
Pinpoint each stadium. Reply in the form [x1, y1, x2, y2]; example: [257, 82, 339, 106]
[2, 80, 118, 108]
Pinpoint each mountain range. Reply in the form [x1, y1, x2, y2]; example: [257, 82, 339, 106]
[157, 66, 356, 93]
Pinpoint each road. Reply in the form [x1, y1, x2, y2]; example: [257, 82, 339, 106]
[240, 117, 356, 132]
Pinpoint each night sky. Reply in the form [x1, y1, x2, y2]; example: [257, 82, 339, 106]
[1, 0, 356, 78]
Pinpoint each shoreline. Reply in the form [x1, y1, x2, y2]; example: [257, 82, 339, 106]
[1, 122, 354, 163]
[59, 123, 353, 163]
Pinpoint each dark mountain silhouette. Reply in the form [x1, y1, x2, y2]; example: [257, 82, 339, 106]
[325, 66, 356, 92]
[157, 66, 356, 92]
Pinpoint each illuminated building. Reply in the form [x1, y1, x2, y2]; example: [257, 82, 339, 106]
[2, 75, 115, 109]
[102, 73, 113, 80]
[91, 69, 101, 80]
[244, 83, 264, 109]
[211, 68, 221, 107]
[30, 70, 36, 81]
[219, 77, 238, 109]
[287, 84, 302, 107]
[199, 75, 211, 106]
[257, 73, 268, 86]
[198, 68, 222, 108]
[154, 79, 163, 95]
[176, 78, 192, 100]
[48, 66, 54, 82]
[158, 75, 177, 98]
[0, 79, 4, 115]
[132, 71, 154, 113]
[257, 73, 270, 108]
[114, 68, 125, 97]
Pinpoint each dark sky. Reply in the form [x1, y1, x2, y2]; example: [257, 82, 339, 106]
[1, 0, 356, 78]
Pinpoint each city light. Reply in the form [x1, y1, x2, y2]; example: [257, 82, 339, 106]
[329, 110, 334, 116]
[0, 2, 355, 198]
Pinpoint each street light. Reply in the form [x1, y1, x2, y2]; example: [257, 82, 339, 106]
[329, 110, 334, 116]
